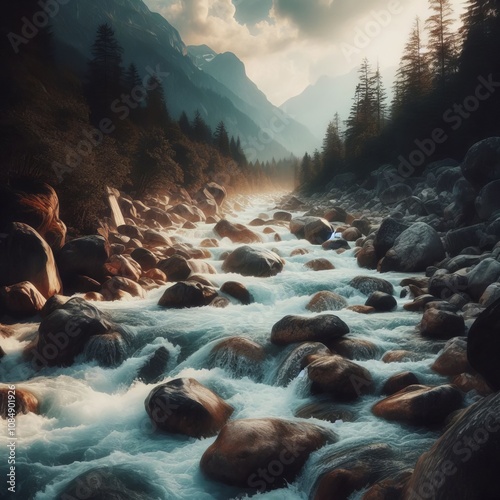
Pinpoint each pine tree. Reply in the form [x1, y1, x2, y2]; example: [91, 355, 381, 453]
[426, 0, 458, 87]
[371, 64, 388, 132]
[322, 120, 345, 180]
[214, 121, 230, 156]
[86, 23, 124, 124]
[178, 111, 192, 137]
[192, 110, 212, 143]
[145, 74, 170, 129]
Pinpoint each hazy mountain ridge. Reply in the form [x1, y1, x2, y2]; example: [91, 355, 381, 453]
[50, 0, 315, 161]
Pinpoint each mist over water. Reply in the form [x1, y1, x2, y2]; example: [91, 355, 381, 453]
[1, 195, 458, 499]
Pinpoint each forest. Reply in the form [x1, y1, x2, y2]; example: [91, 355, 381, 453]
[299, 0, 500, 189]
[0, 3, 297, 233]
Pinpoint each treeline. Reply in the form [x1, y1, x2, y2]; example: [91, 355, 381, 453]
[299, 0, 500, 188]
[0, 4, 289, 233]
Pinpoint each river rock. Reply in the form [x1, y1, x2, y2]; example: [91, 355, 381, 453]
[466, 258, 500, 300]
[214, 220, 262, 244]
[362, 471, 412, 500]
[404, 391, 500, 499]
[130, 248, 158, 272]
[373, 218, 410, 259]
[145, 207, 172, 226]
[372, 384, 463, 426]
[271, 315, 349, 346]
[158, 255, 216, 281]
[350, 276, 394, 296]
[31, 297, 131, 368]
[273, 211, 292, 222]
[328, 338, 379, 360]
[420, 308, 465, 339]
[308, 355, 374, 400]
[158, 282, 218, 309]
[467, 297, 500, 390]
[0, 281, 46, 318]
[200, 418, 335, 491]
[380, 184, 412, 205]
[305, 258, 335, 271]
[209, 337, 265, 378]
[101, 277, 146, 301]
[357, 240, 378, 269]
[220, 281, 253, 305]
[290, 217, 333, 244]
[57, 235, 109, 284]
[205, 182, 227, 206]
[56, 466, 164, 500]
[461, 137, 500, 190]
[431, 337, 470, 376]
[476, 180, 500, 220]
[479, 282, 500, 307]
[380, 222, 445, 273]
[365, 291, 397, 312]
[306, 291, 348, 313]
[382, 372, 420, 395]
[222, 246, 284, 277]
[0, 222, 62, 299]
[145, 378, 233, 438]
[0, 387, 39, 417]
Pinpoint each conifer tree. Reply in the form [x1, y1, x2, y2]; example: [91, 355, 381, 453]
[145, 74, 170, 129]
[214, 121, 230, 156]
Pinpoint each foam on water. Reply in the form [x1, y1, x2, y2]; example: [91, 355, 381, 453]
[0, 194, 456, 499]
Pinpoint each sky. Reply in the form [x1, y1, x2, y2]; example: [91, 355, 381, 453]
[144, 0, 465, 106]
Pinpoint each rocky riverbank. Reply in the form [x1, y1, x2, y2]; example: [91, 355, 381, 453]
[1, 137, 500, 499]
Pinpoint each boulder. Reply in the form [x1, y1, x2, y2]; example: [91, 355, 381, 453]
[158, 282, 218, 309]
[432, 337, 470, 376]
[380, 184, 412, 205]
[214, 220, 262, 244]
[461, 137, 500, 190]
[365, 292, 397, 312]
[306, 291, 348, 313]
[200, 418, 335, 491]
[273, 211, 292, 222]
[169, 203, 205, 223]
[0, 387, 39, 417]
[404, 392, 500, 499]
[476, 180, 500, 220]
[158, 255, 216, 281]
[467, 297, 500, 390]
[220, 281, 254, 305]
[467, 258, 500, 300]
[145, 378, 233, 438]
[56, 466, 164, 500]
[30, 297, 131, 368]
[222, 246, 284, 277]
[144, 207, 172, 226]
[101, 277, 146, 301]
[57, 235, 109, 283]
[0, 222, 62, 299]
[328, 338, 379, 360]
[373, 218, 409, 259]
[357, 240, 378, 269]
[143, 229, 171, 247]
[209, 337, 265, 377]
[290, 217, 333, 244]
[420, 308, 465, 340]
[304, 258, 335, 271]
[350, 276, 394, 296]
[342, 227, 362, 241]
[0, 180, 66, 250]
[322, 239, 351, 251]
[117, 224, 143, 240]
[381, 223, 445, 273]
[271, 315, 349, 346]
[205, 182, 227, 206]
[0, 281, 46, 317]
[382, 372, 420, 395]
[480, 282, 500, 308]
[308, 355, 374, 400]
[130, 248, 158, 272]
[372, 384, 463, 426]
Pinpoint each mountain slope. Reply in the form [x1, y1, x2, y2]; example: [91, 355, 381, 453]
[50, 0, 312, 161]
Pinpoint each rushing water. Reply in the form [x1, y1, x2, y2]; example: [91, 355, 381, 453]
[0, 194, 469, 499]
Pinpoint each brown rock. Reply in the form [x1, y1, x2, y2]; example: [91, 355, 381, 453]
[145, 378, 233, 438]
[101, 277, 146, 301]
[290, 248, 309, 256]
[308, 355, 374, 401]
[214, 220, 262, 244]
[271, 315, 349, 346]
[382, 372, 420, 395]
[220, 281, 253, 305]
[372, 384, 463, 426]
[420, 308, 465, 339]
[345, 305, 376, 314]
[158, 281, 218, 309]
[342, 227, 362, 241]
[0, 282, 46, 317]
[431, 337, 470, 376]
[306, 291, 348, 312]
[305, 259, 335, 271]
[200, 418, 335, 490]
[0, 387, 39, 417]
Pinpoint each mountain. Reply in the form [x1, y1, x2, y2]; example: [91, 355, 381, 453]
[50, 0, 315, 161]
[281, 67, 397, 145]
[188, 46, 318, 159]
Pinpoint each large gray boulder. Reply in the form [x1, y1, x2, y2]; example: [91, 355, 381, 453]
[461, 137, 500, 190]
[222, 246, 284, 277]
[381, 222, 445, 273]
